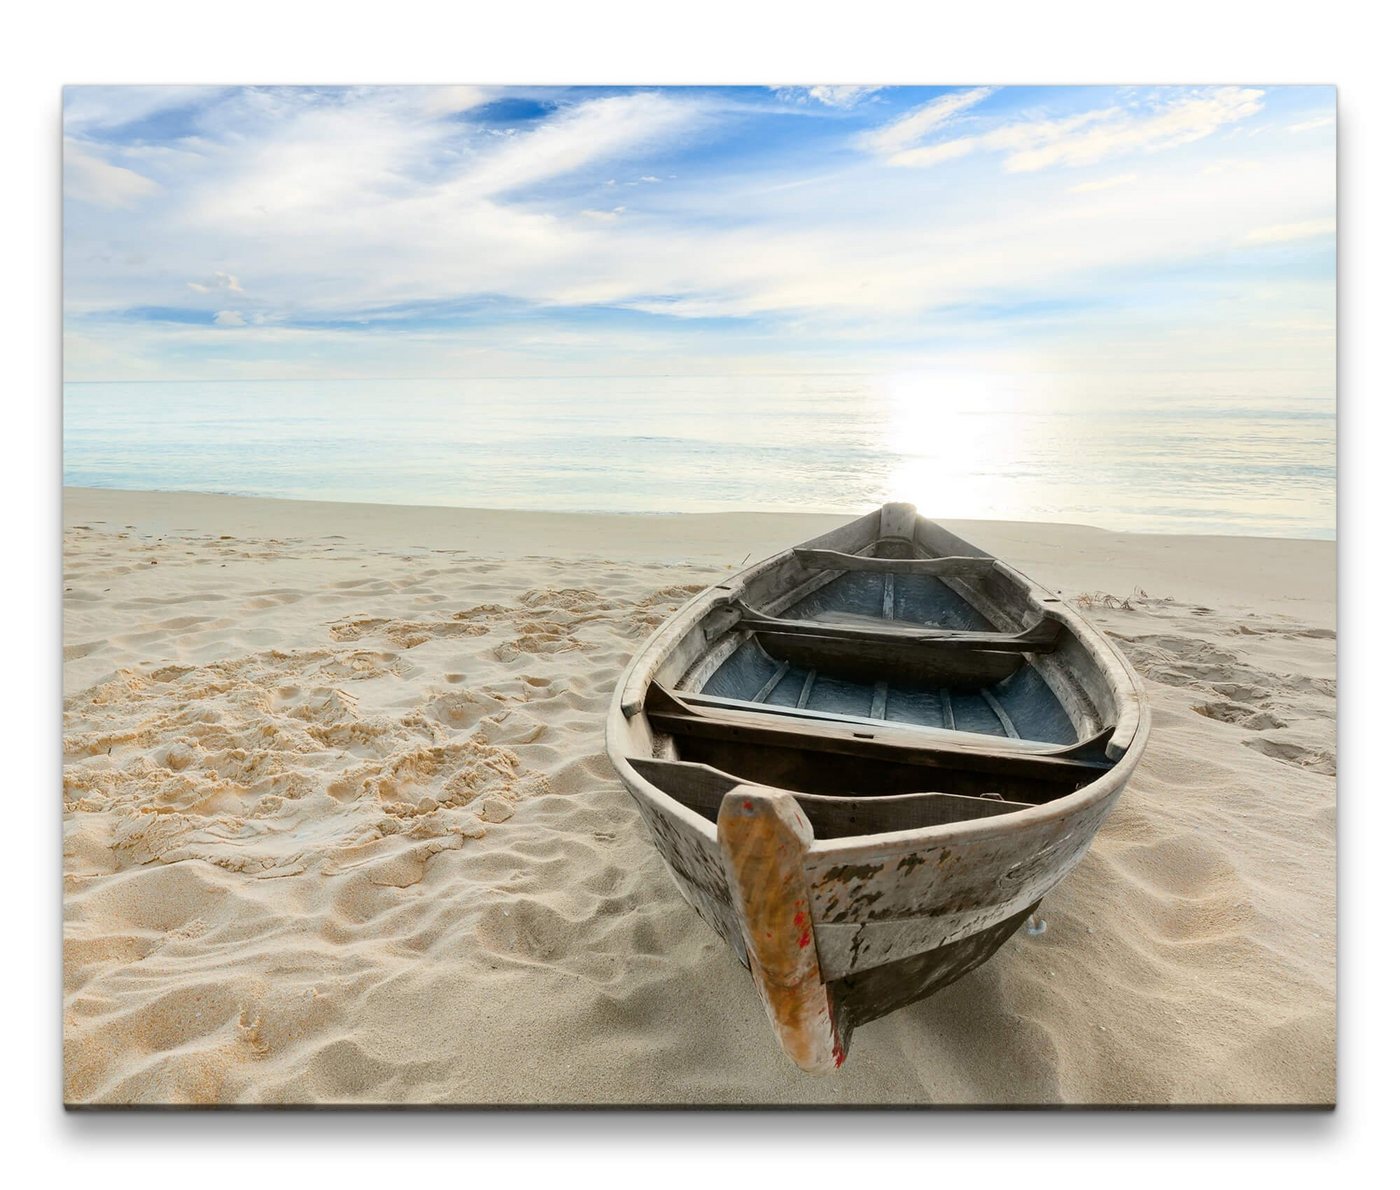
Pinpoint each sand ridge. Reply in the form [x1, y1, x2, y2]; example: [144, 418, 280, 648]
[62, 491, 1335, 1105]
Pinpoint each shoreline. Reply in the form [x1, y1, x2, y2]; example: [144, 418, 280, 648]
[64, 487, 1335, 621]
[63, 484, 1338, 542]
[62, 485, 1336, 1105]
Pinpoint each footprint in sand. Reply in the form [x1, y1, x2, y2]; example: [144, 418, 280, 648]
[1096, 602, 1334, 777]
[1242, 737, 1336, 775]
[1190, 701, 1289, 731]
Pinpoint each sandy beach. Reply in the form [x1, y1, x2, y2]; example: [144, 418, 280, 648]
[61, 487, 1336, 1106]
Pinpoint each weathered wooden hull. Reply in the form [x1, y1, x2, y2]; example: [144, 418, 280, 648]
[612, 757, 1129, 1052]
[606, 504, 1149, 1071]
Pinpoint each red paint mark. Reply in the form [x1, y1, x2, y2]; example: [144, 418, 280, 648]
[742, 800, 753, 810]
[834, 1047, 845, 1069]
[793, 911, 805, 927]
[798, 930, 811, 948]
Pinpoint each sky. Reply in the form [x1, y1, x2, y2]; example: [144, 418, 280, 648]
[62, 84, 1336, 389]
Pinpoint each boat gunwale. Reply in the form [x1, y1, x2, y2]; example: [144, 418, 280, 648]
[605, 510, 1150, 858]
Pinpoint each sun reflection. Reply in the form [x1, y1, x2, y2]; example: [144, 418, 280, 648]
[874, 371, 1048, 520]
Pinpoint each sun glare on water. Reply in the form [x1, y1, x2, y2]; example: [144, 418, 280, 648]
[876, 371, 1046, 521]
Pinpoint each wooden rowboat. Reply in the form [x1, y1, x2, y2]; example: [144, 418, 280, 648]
[605, 504, 1149, 1072]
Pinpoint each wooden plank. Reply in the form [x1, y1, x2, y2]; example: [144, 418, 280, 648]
[657, 684, 1097, 760]
[629, 756, 741, 807]
[939, 563, 1032, 633]
[645, 691, 1112, 781]
[677, 629, 742, 692]
[702, 606, 742, 643]
[817, 905, 1040, 980]
[628, 757, 1033, 838]
[980, 689, 1020, 739]
[618, 588, 733, 717]
[830, 904, 1040, 1026]
[793, 549, 998, 578]
[752, 661, 790, 705]
[733, 602, 1063, 654]
[791, 789, 1030, 836]
[802, 783, 1126, 929]
[795, 669, 816, 710]
[673, 689, 1073, 755]
[716, 788, 849, 1072]
[753, 631, 1023, 689]
[757, 560, 851, 619]
[817, 917, 968, 979]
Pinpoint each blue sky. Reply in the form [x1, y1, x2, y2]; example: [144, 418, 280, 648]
[63, 84, 1335, 387]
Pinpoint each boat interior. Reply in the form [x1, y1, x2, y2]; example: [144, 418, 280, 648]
[630, 518, 1130, 839]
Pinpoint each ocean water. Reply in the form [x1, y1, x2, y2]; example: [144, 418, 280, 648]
[62, 375, 1336, 538]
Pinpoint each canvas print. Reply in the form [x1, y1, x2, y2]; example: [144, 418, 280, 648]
[62, 84, 1336, 1106]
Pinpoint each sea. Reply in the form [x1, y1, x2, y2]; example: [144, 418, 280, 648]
[61, 374, 1337, 539]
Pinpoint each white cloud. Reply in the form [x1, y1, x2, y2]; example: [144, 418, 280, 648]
[884, 137, 979, 168]
[865, 87, 1264, 173]
[61, 85, 1334, 384]
[114, 89, 720, 320]
[1244, 217, 1335, 244]
[784, 85, 879, 108]
[860, 88, 995, 158]
[1003, 88, 1265, 172]
[188, 271, 243, 294]
[397, 85, 491, 119]
[63, 142, 160, 208]
[1288, 114, 1335, 133]
[459, 92, 702, 197]
[63, 85, 228, 133]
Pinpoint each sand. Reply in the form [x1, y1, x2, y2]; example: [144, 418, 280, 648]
[61, 488, 1336, 1106]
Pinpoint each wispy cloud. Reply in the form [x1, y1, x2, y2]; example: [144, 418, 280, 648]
[63, 141, 160, 208]
[859, 87, 995, 159]
[1005, 88, 1265, 171]
[864, 87, 1265, 172]
[1288, 114, 1335, 133]
[62, 85, 230, 134]
[459, 91, 701, 197]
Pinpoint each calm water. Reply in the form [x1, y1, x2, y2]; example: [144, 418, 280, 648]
[62, 375, 1336, 538]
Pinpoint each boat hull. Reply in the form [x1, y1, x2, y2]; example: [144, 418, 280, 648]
[605, 505, 1149, 1071]
[610, 748, 1130, 1016]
